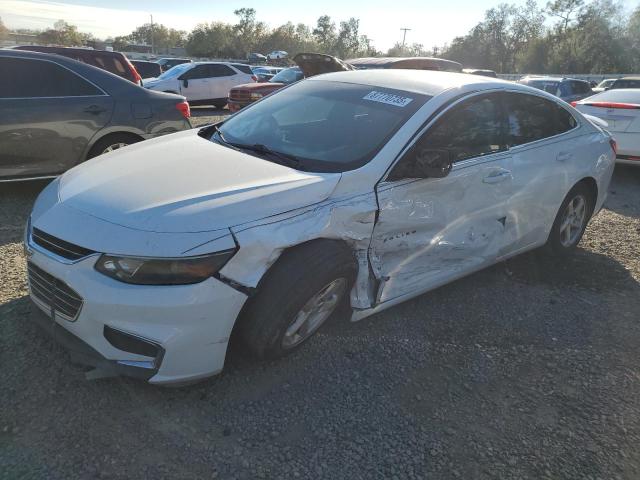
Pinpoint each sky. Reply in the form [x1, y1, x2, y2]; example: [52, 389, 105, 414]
[1, 0, 636, 52]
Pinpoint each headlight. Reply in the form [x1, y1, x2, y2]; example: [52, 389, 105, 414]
[250, 92, 264, 100]
[94, 250, 236, 285]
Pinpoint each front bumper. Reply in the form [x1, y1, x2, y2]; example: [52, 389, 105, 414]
[25, 238, 248, 385]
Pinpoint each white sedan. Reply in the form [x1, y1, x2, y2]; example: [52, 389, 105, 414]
[26, 71, 615, 385]
[143, 62, 255, 108]
[573, 89, 640, 166]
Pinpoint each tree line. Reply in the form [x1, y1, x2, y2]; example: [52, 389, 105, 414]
[439, 0, 640, 73]
[2, 0, 639, 73]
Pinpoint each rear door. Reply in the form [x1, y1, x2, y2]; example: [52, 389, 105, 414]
[0, 56, 113, 179]
[209, 64, 246, 99]
[502, 92, 581, 251]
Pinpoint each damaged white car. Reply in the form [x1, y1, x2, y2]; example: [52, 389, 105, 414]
[26, 70, 616, 385]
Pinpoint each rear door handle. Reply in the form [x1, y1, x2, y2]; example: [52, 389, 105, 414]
[84, 105, 107, 114]
[483, 169, 512, 184]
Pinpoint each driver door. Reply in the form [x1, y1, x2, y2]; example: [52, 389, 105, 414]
[179, 65, 211, 101]
[370, 92, 518, 304]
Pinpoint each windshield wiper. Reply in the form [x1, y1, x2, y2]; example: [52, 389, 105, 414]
[228, 142, 301, 168]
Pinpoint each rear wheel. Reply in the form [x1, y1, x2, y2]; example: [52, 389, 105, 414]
[87, 133, 142, 159]
[236, 241, 356, 360]
[544, 183, 593, 255]
[213, 100, 227, 109]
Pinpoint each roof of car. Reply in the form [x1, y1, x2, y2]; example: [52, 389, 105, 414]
[309, 69, 515, 96]
[616, 77, 640, 81]
[12, 45, 122, 55]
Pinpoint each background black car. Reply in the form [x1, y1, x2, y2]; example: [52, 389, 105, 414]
[132, 60, 162, 79]
[12, 45, 142, 84]
[0, 50, 191, 181]
[156, 58, 192, 72]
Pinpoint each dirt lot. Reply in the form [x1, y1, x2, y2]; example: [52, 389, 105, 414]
[1, 149, 640, 479]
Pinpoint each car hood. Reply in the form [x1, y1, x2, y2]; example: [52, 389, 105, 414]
[58, 129, 341, 233]
[293, 53, 353, 77]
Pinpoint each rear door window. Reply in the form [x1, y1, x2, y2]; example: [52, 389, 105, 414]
[0, 57, 103, 98]
[208, 64, 236, 77]
[504, 93, 576, 147]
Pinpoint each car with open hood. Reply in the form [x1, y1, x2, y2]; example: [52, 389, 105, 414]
[26, 70, 615, 385]
[228, 53, 353, 112]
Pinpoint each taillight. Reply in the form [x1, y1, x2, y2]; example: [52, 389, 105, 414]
[176, 101, 190, 119]
[251, 75, 258, 82]
[582, 102, 640, 110]
[570, 101, 578, 107]
[610, 138, 617, 155]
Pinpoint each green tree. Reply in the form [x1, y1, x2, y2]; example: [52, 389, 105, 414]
[313, 15, 336, 50]
[37, 20, 91, 46]
[113, 23, 185, 52]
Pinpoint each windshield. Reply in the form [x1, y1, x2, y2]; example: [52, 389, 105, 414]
[214, 79, 429, 172]
[270, 68, 303, 84]
[158, 63, 192, 79]
[523, 79, 560, 94]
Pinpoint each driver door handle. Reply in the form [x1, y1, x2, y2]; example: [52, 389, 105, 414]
[483, 168, 512, 184]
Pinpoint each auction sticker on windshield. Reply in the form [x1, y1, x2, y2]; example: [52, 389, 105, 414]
[363, 91, 413, 107]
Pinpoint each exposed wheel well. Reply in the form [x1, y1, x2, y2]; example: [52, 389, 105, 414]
[228, 238, 357, 344]
[575, 177, 598, 216]
[86, 132, 144, 160]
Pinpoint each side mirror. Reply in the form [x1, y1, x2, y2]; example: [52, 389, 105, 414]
[182, 79, 189, 88]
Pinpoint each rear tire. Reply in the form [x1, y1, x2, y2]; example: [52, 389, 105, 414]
[544, 183, 594, 255]
[213, 100, 227, 109]
[87, 133, 142, 159]
[236, 241, 356, 360]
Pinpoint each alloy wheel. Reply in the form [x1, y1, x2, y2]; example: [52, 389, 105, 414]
[281, 278, 347, 349]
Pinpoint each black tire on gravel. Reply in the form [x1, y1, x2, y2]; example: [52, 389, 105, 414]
[544, 182, 594, 256]
[236, 240, 356, 360]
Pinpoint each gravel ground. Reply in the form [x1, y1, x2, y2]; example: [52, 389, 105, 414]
[1, 157, 639, 479]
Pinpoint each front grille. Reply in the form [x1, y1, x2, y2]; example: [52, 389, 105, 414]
[27, 262, 83, 321]
[229, 89, 251, 101]
[32, 228, 95, 261]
